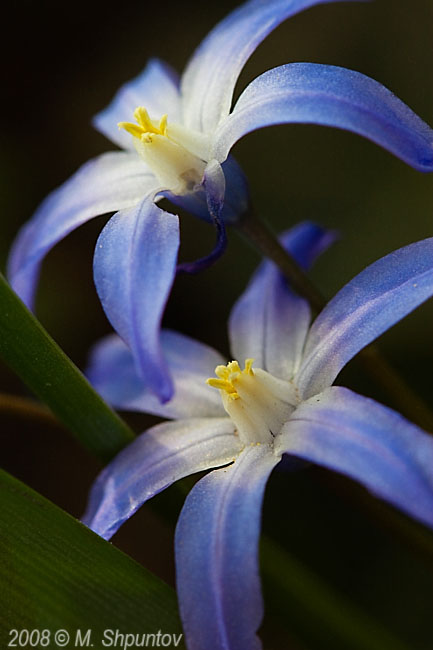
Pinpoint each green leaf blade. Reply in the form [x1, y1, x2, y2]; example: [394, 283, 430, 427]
[0, 273, 134, 461]
[0, 470, 184, 648]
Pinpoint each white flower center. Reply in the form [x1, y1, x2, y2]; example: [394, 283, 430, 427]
[207, 360, 299, 445]
[119, 107, 209, 195]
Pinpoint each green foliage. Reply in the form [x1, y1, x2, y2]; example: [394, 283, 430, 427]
[0, 469, 184, 649]
[0, 274, 134, 461]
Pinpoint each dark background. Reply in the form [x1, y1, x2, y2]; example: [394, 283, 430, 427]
[1, 1, 433, 648]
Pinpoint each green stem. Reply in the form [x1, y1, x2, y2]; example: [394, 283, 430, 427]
[236, 210, 433, 432]
[238, 209, 326, 312]
[0, 393, 61, 428]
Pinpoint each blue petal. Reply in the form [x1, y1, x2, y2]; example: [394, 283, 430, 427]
[296, 237, 433, 398]
[219, 155, 250, 223]
[87, 330, 226, 419]
[181, 0, 361, 133]
[7, 152, 155, 309]
[212, 63, 433, 170]
[229, 222, 336, 378]
[276, 387, 433, 528]
[94, 58, 181, 150]
[93, 194, 179, 402]
[83, 417, 242, 540]
[176, 160, 228, 273]
[176, 219, 227, 274]
[203, 159, 226, 219]
[175, 445, 280, 650]
[167, 155, 249, 225]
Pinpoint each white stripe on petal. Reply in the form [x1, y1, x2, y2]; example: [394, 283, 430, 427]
[83, 417, 241, 540]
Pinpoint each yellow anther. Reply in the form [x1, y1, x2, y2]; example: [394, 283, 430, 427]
[117, 122, 145, 138]
[214, 365, 229, 380]
[118, 106, 168, 142]
[134, 107, 155, 131]
[207, 359, 255, 399]
[206, 378, 239, 398]
[215, 361, 241, 381]
[158, 114, 168, 136]
[227, 360, 242, 375]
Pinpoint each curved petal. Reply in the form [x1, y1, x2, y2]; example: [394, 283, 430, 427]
[176, 218, 227, 274]
[229, 222, 336, 378]
[83, 417, 241, 540]
[203, 159, 226, 219]
[181, 0, 359, 133]
[219, 155, 250, 224]
[212, 63, 433, 170]
[7, 152, 154, 309]
[94, 58, 181, 150]
[276, 387, 433, 529]
[87, 330, 226, 419]
[296, 237, 433, 398]
[93, 193, 179, 402]
[175, 444, 280, 650]
[177, 159, 228, 274]
[167, 155, 250, 225]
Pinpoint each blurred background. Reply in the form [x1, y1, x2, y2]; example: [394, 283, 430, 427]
[1, 0, 433, 648]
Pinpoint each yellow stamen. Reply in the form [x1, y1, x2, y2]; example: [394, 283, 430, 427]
[118, 106, 168, 142]
[207, 359, 254, 399]
[158, 114, 168, 136]
[117, 105, 208, 195]
[244, 358, 254, 375]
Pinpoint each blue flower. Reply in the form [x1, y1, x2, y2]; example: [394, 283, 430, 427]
[8, 0, 433, 402]
[83, 222, 433, 650]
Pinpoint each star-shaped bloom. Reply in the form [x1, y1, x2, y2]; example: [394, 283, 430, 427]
[83, 222, 433, 650]
[8, 0, 433, 403]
